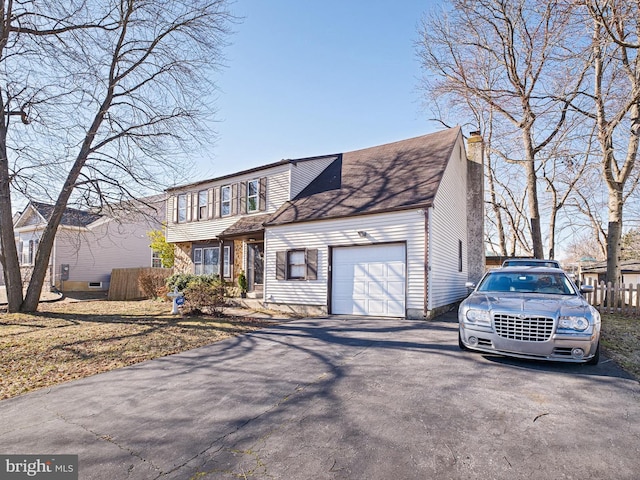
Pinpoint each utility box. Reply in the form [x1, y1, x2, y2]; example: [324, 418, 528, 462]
[61, 264, 70, 281]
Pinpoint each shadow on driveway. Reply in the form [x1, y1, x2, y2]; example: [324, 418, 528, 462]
[0, 313, 638, 480]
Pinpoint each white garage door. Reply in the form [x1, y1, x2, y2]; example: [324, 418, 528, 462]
[331, 244, 406, 317]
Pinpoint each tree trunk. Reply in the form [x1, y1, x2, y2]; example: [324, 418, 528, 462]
[0, 195, 23, 312]
[605, 188, 624, 284]
[487, 155, 508, 255]
[522, 129, 544, 258]
[21, 140, 101, 312]
[0, 124, 24, 312]
[589, 7, 639, 287]
[0, 1, 232, 312]
[548, 208, 557, 260]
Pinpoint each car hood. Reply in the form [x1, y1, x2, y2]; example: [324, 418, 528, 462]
[465, 293, 590, 318]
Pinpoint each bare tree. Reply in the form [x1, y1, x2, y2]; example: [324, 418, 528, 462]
[472, 101, 534, 257]
[580, 0, 640, 283]
[564, 232, 607, 263]
[0, 0, 232, 312]
[483, 111, 509, 256]
[418, 0, 588, 259]
[539, 120, 593, 259]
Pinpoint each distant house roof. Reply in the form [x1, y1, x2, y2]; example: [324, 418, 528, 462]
[265, 127, 462, 226]
[31, 201, 103, 228]
[581, 260, 640, 274]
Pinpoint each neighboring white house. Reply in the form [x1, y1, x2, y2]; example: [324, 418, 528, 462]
[165, 127, 485, 319]
[579, 259, 640, 308]
[11, 197, 165, 292]
[580, 260, 640, 286]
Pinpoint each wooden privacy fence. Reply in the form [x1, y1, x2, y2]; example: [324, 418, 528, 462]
[108, 267, 173, 301]
[583, 280, 640, 316]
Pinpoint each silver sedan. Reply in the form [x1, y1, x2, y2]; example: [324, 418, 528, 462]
[458, 267, 601, 364]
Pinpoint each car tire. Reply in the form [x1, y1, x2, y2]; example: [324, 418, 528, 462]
[458, 331, 470, 351]
[585, 342, 600, 365]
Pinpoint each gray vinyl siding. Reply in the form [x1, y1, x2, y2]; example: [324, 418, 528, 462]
[21, 209, 43, 227]
[166, 157, 337, 243]
[289, 156, 337, 199]
[54, 216, 161, 288]
[167, 214, 243, 244]
[428, 136, 469, 309]
[166, 165, 290, 243]
[266, 168, 289, 212]
[264, 210, 425, 310]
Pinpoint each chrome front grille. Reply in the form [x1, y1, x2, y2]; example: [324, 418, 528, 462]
[493, 314, 554, 342]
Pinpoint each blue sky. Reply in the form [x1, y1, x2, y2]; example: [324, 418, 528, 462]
[194, 0, 442, 181]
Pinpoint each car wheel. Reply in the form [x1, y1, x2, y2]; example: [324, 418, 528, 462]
[458, 331, 470, 351]
[585, 342, 600, 365]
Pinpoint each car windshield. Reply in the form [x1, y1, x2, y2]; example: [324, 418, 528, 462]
[502, 259, 560, 268]
[477, 271, 576, 295]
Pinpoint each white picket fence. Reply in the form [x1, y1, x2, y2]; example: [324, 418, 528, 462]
[583, 280, 640, 316]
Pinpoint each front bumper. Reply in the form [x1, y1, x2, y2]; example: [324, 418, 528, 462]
[459, 323, 600, 363]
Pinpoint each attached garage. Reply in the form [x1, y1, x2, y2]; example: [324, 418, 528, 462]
[331, 243, 406, 317]
[262, 127, 481, 319]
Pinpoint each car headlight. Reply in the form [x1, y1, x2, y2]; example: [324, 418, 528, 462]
[558, 316, 590, 331]
[465, 309, 491, 325]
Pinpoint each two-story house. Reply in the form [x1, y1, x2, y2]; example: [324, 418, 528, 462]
[165, 127, 485, 319]
[165, 155, 338, 296]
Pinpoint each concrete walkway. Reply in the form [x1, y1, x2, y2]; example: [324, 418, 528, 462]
[1, 313, 639, 479]
[0, 285, 62, 305]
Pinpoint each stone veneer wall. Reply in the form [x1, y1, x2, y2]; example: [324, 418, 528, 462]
[466, 131, 486, 285]
[233, 240, 244, 283]
[174, 242, 193, 274]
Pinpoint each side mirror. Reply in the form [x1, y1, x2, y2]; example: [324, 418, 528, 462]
[580, 285, 594, 293]
[465, 282, 476, 289]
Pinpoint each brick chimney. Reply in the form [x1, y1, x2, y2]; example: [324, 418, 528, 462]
[466, 130, 485, 284]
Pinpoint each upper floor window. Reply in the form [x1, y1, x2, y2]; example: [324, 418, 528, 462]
[221, 185, 231, 216]
[171, 177, 266, 223]
[198, 190, 208, 220]
[177, 194, 187, 222]
[247, 179, 259, 213]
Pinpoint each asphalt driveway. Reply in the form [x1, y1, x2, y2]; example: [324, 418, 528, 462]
[1, 312, 639, 479]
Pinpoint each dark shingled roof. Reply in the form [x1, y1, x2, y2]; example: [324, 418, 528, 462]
[581, 259, 640, 274]
[32, 201, 103, 227]
[266, 127, 461, 226]
[219, 213, 272, 237]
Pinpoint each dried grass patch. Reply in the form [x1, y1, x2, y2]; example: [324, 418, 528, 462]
[0, 299, 278, 400]
[601, 314, 640, 380]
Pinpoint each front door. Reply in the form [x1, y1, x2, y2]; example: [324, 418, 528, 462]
[247, 243, 264, 292]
